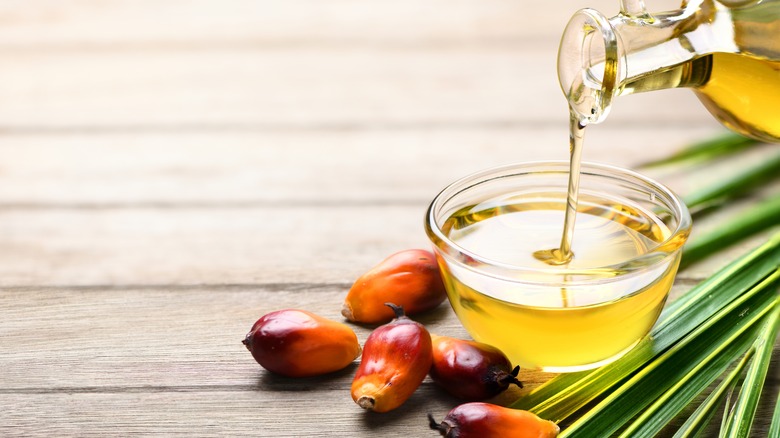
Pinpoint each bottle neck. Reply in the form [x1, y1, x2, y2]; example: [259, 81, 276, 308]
[614, 0, 735, 95]
[557, 8, 621, 125]
[558, 0, 736, 124]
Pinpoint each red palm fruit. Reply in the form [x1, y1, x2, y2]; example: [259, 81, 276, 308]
[429, 334, 522, 400]
[243, 309, 361, 377]
[428, 402, 560, 438]
[350, 303, 433, 412]
[342, 249, 447, 324]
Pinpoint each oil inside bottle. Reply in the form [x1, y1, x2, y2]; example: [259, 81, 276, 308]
[621, 52, 780, 143]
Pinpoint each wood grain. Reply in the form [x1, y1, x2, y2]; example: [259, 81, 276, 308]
[0, 284, 775, 436]
[0, 285, 546, 389]
[0, 126, 727, 206]
[0, 0, 676, 48]
[0, 0, 777, 436]
[2, 385, 776, 438]
[0, 284, 551, 437]
[0, 49, 719, 130]
[0, 201, 776, 287]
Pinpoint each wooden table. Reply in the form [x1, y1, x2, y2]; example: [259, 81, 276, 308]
[0, 1, 777, 436]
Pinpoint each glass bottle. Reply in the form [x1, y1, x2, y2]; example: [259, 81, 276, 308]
[558, 0, 780, 142]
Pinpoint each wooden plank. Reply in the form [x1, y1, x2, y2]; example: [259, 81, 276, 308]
[0, 130, 774, 288]
[0, 285, 543, 390]
[0, 49, 715, 130]
[2, 384, 775, 437]
[0, 389, 514, 437]
[0, 206, 430, 287]
[7, 283, 759, 391]
[0, 284, 545, 435]
[0, 126, 728, 205]
[0, 285, 776, 436]
[0, 0, 627, 48]
[0, 202, 775, 287]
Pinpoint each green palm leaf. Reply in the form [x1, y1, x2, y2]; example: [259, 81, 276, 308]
[720, 297, 780, 438]
[769, 388, 780, 438]
[636, 133, 759, 168]
[681, 195, 780, 269]
[672, 347, 755, 438]
[558, 271, 778, 437]
[510, 234, 780, 422]
[681, 153, 780, 210]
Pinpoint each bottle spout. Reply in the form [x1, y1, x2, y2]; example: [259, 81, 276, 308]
[558, 8, 623, 125]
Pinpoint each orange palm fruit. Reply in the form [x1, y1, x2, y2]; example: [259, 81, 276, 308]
[350, 303, 433, 412]
[342, 249, 447, 324]
[429, 334, 522, 400]
[242, 309, 361, 377]
[428, 402, 560, 438]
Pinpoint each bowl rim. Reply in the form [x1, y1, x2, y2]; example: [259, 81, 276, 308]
[424, 160, 692, 285]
